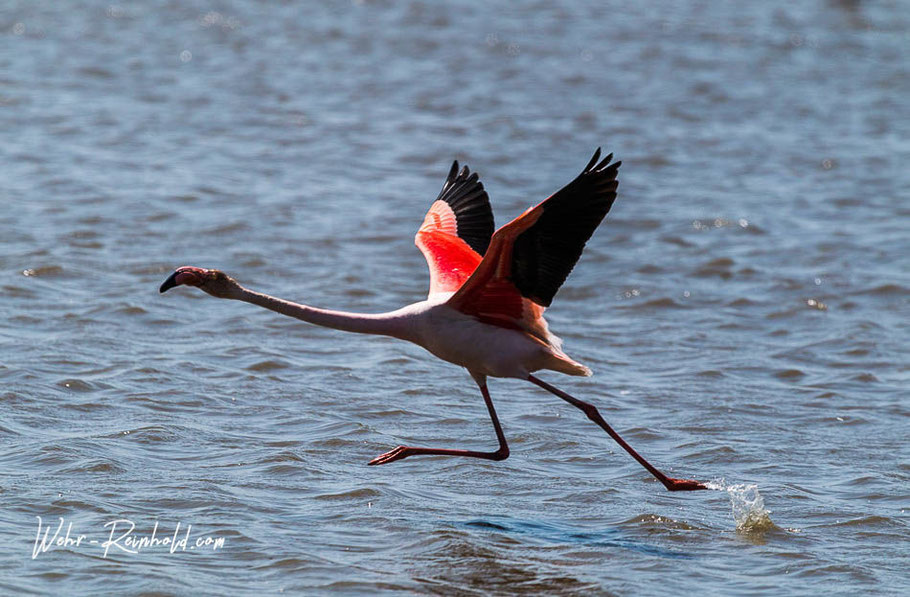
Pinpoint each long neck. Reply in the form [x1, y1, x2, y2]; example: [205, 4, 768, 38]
[234, 286, 414, 340]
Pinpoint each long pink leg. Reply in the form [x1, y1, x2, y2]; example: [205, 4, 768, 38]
[528, 375, 707, 491]
[368, 382, 510, 465]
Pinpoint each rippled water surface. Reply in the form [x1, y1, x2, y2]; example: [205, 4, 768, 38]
[2, 1, 908, 594]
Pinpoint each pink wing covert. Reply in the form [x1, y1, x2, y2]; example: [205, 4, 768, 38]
[416, 205, 483, 296]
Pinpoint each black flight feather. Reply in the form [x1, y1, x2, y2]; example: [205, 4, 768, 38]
[434, 160, 495, 256]
[510, 148, 621, 307]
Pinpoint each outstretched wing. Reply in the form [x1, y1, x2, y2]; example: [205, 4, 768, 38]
[415, 161, 495, 298]
[448, 149, 620, 339]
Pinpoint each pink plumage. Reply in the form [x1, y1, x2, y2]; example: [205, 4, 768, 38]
[160, 149, 708, 492]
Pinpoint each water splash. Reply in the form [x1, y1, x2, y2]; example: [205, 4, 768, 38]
[706, 480, 775, 533]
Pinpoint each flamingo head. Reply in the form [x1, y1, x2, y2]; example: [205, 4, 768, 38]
[159, 266, 240, 299]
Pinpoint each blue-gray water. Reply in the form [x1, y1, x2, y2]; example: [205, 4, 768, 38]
[2, 1, 908, 594]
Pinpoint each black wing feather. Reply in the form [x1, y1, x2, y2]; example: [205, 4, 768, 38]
[511, 148, 621, 307]
[435, 161, 495, 256]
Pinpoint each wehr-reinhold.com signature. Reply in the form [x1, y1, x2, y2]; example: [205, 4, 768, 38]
[32, 516, 226, 559]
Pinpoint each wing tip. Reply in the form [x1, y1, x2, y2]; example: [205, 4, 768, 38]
[448, 159, 480, 184]
[584, 148, 602, 172]
[582, 147, 622, 174]
[583, 147, 622, 175]
[448, 160, 459, 181]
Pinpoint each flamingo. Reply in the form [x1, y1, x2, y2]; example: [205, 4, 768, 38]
[160, 149, 707, 491]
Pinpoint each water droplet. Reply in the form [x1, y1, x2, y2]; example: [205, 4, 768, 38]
[726, 483, 774, 533]
[180, 50, 193, 63]
[806, 298, 827, 310]
[200, 11, 220, 27]
[13, 23, 26, 35]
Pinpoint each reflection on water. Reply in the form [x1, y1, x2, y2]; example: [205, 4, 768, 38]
[462, 517, 691, 558]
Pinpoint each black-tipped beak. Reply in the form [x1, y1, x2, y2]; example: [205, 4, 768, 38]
[159, 271, 180, 293]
